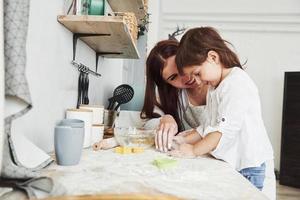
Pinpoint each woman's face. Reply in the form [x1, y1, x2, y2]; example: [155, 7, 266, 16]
[162, 55, 198, 89]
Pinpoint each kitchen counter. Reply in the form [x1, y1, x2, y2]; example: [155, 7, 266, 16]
[42, 148, 268, 200]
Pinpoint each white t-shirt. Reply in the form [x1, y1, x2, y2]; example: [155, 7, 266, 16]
[196, 67, 274, 171]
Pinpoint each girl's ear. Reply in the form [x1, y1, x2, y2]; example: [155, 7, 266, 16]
[207, 50, 220, 64]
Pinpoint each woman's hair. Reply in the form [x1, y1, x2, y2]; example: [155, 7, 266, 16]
[141, 40, 183, 131]
[175, 27, 242, 73]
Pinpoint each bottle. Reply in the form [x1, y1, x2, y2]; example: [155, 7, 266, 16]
[81, 0, 90, 15]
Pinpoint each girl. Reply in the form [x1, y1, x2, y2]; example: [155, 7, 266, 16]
[141, 40, 208, 152]
[170, 27, 274, 191]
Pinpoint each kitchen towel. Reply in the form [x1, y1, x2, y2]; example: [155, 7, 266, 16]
[2, 0, 52, 179]
[1, 0, 64, 199]
[66, 108, 93, 148]
[0, 176, 65, 199]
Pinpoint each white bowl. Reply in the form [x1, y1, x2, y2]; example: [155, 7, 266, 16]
[114, 127, 155, 148]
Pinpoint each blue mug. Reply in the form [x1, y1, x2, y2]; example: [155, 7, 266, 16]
[54, 119, 84, 166]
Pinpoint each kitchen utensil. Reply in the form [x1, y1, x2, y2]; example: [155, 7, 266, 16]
[112, 85, 134, 110]
[103, 109, 118, 128]
[107, 84, 134, 110]
[113, 89, 134, 110]
[107, 86, 124, 110]
[76, 72, 84, 108]
[82, 73, 89, 104]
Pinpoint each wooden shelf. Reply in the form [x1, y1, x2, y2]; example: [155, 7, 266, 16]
[107, 0, 147, 25]
[57, 15, 139, 59]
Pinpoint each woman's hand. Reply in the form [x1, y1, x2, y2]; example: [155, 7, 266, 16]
[155, 114, 178, 152]
[168, 143, 196, 158]
[170, 135, 186, 150]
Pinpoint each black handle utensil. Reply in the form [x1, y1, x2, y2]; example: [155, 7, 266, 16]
[82, 73, 89, 104]
[113, 91, 134, 111]
[107, 96, 116, 110]
[76, 72, 84, 108]
[107, 84, 134, 110]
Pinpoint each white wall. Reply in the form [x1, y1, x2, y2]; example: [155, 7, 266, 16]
[122, 34, 148, 111]
[5, 0, 124, 152]
[0, 0, 4, 173]
[148, 0, 300, 170]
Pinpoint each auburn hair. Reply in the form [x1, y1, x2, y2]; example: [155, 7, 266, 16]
[141, 40, 183, 131]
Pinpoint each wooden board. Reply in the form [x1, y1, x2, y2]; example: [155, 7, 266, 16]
[57, 15, 139, 59]
[107, 0, 147, 24]
[42, 194, 183, 200]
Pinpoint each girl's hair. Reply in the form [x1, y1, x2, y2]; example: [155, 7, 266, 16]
[141, 40, 183, 131]
[175, 27, 242, 73]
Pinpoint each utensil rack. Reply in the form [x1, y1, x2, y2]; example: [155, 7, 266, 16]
[71, 60, 101, 77]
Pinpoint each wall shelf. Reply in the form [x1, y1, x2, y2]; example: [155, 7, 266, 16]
[107, 0, 147, 25]
[57, 15, 140, 59]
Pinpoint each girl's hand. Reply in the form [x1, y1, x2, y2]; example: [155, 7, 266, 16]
[168, 143, 196, 158]
[155, 114, 178, 152]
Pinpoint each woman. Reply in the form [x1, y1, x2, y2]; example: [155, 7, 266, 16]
[141, 40, 208, 152]
[97, 40, 208, 152]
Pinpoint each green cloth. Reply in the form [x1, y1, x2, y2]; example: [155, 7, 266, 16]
[152, 158, 178, 169]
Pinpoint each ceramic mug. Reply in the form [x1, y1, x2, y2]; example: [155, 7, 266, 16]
[54, 119, 84, 166]
[66, 108, 93, 148]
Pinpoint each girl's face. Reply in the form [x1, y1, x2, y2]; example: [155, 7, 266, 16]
[162, 55, 198, 89]
[182, 51, 223, 87]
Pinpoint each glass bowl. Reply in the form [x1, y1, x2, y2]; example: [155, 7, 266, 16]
[114, 127, 156, 148]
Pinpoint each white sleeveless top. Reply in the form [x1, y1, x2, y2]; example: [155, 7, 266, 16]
[180, 89, 206, 130]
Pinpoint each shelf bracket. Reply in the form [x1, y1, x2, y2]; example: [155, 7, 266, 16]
[95, 52, 123, 72]
[72, 33, 111, 61]
[72, 33, 124, 72]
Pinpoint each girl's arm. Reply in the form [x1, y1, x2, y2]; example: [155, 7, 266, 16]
[193, 131, 221, 155]
[169, 131, 221, 158]
[177, 129, 202, 145]
[171, 129, 202, 152]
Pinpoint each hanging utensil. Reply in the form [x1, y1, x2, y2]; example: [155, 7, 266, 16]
[76, 72, 84, 108]
[82, 72, 89, 104]
[80, 72, 86, 105]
